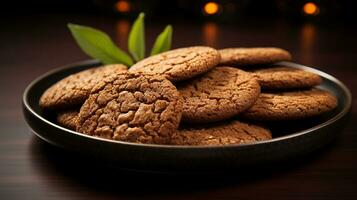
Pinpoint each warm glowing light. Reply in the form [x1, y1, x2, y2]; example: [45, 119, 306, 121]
[303, 2, 319, 15]
[115, 0, 130, 13]
[116, 20, 130, 47]
[203, 2, 219, 15]
[203, 22, 218, 46]
[300, 23, 316, 64]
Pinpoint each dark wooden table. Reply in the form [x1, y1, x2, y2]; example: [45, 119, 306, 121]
[1, 14, 356, 199]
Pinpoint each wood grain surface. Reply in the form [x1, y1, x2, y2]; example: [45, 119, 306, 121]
[0, 14, 356, 200]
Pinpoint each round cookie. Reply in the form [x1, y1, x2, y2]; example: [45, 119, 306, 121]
[57, 110, 79, 131]
[219, 47, 292, 66]
[242, 89, 338, 121]
[170, 120, 272, 146]
[129, 46, 220, 82]
[77, 72, 183, 144]
[178, 66, 260, 123]
[40, 64, 127, 110]
[251, 66, 322, 90]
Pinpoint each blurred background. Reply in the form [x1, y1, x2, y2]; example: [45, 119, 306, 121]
[0, 0, 356, 78]
[2, 0, 356, 22]
[1, 0, 356, 67]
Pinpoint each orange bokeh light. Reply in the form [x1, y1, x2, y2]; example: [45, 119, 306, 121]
[203, 22, 218, 46]
[203, 2, 219, 15]
[115, 0, 130, 13]
[303, 2, 319, 15]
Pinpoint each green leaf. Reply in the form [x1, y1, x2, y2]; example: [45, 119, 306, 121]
[150, 25, 173, 56]
[128, 13, 145, 61]
[68, 23, 133, 66]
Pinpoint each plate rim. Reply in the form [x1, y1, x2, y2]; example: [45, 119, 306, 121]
[22, 60, 352, 150]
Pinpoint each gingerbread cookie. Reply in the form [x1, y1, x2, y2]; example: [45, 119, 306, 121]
[219, 47, 291, 66]
[170, 120, 272, 146]
[178, 66, 260, 123]
[39, 64, 127, 110]
[57, 110, 79, 131]
[129, 46, 220, 82]
[252, 66, 322, 90]
[77, 73, 183, 144]
[243, 89, 337, 120]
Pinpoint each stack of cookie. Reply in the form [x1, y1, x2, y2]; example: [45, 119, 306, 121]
[39, 46, 337, 146]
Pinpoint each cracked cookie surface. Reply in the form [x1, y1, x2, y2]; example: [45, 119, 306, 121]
[178, 66, 260, 123]
[77, 73, 183, 144]
[40, 64, 127, 110]
[170, 120, 271, 146]
[129, 46, 220, 82]
[57, 110, 79, 131]
[243, 89, 337, 120]
[219, 47, 291, 66]
[252, 66, 322, 90]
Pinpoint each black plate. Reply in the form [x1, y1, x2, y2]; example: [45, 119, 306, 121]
[22, 60, 352, 172]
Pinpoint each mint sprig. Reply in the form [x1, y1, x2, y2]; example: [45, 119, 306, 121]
[68, 24, 133, 66]
[150, 25, 173, 56]
[128, 13, 145, 61]
[68, 12, 173, 67]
